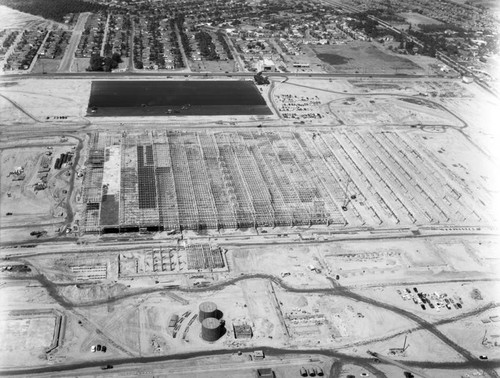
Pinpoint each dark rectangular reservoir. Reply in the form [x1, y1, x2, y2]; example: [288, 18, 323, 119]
[87, 80, 272, 116]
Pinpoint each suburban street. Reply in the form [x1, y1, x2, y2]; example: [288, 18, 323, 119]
[58, 12, 90, 73]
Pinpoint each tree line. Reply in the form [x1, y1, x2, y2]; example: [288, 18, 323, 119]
[195, 30, 219, 60]
[87, 52, 122, 72]
[0, 0, 106, 22]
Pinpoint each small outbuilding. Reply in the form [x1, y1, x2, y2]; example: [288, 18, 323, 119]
[256, 368, 275, 377]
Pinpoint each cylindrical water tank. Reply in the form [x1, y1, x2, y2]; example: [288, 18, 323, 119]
[201, 317, 223, 342]
[199, 301, 217, 322]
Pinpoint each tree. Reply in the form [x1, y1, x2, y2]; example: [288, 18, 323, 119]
[111, 52, 122, 64]
[0, 0, 107, 22]
[87, 54, 103, 71]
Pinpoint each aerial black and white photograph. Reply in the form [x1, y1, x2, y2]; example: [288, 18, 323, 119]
[0, 0, 499, 376]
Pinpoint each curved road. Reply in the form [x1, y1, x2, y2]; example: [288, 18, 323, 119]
[3, 266, 499, 377]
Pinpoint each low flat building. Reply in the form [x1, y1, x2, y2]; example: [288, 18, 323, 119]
[233, 323, 253, 339]
[257, 368, 274, 378]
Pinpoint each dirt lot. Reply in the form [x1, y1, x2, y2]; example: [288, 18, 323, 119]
[313, 41, 424, 74]
[0, 232, 498, 373]
[0, 137, 78, 243]
[0, 92, 36, 124]
[31, 59, 62, 74]
[0, 5, 60, 30]
[191, 60, 237, 73]
[0, 79, 91, 122]
[0, 313, 57, 367]
[397, 12, 444, 27]
[229, 236, 499, 288]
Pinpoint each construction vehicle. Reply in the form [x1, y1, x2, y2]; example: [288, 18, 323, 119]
[367, 350, 430, 378]
[33, 182, 47, 191]
[30, 230, 47, 238]
[7, 167, 24, 177]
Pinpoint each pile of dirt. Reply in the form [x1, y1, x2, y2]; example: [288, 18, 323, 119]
[471, 288, 483, 300]
[59, 282, 128, 304]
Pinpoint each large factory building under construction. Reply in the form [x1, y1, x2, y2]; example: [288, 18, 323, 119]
[80, 130, 492, 234]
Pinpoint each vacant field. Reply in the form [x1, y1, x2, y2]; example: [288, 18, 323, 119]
[191, 60, 237, 73]
[314, 53, 351, 65]
[0, 313, 57, 367]
[31, 58, 62, 74]
[0, 5, 54, 29]
[398, 12, 444, 26]
[0, 78, 90, 120]
[313, 42, 423, 73]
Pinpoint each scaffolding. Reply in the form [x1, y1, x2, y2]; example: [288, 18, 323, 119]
[186, 244, 224, 270]
[81, 128, 489, 234]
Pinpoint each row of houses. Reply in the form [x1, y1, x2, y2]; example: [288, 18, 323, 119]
[0, 30, 19, 63]
[4, 28, 47, 71]
[39, 30, 71, 59]
[188, 28, 230, 62]
[134, 17, 178, 70]
[103, 13, 130, 57]
[75, 13, 106, 58]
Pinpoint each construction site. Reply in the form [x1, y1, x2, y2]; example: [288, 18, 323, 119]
[2, 230, 499, 378]
[79, 128, 494, 235]
[0, 65, 499, 377]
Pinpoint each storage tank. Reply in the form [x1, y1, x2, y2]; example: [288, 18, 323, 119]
[201, 317, 224, 342]
[199, 301, 218, 322]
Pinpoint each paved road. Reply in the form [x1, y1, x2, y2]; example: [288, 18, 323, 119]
[58, 13, 90, 73]
[11, 268, 500, 365]
[99, 13, 110, 57]
[1, 70, 440, 80]
[174, 23, 191, 71]
[2, 235, 500, 377]
[27, 30, 50, 73]
[8, 254, 495, 378]
[0, 340, 498, 376]
[222, 31, 246, 71]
